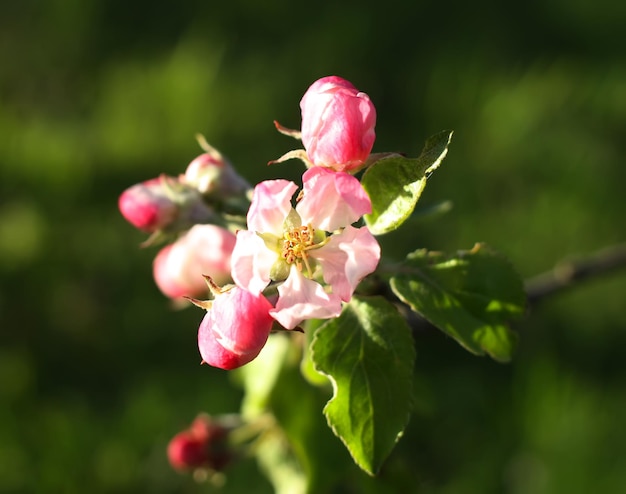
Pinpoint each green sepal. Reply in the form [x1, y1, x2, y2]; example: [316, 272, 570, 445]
[257, 231, 282, 252]
[283, 208, 302, 229]
[270, 258, 290, 282]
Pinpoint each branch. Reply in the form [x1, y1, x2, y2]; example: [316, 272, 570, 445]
[524, 243, 626, 305]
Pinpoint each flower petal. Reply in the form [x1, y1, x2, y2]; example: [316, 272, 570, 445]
[269, 267, 342, 329]
[297, 167, 372, 231]
[310, 225, 380, 301]
[198, 311, 244, 370]
[247, 179, 298, 235]
[231, 230, 276, 295]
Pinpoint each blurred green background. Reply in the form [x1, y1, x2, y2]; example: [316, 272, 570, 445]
[1, 0, 625, 492]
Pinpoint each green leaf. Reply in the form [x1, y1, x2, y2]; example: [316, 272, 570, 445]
[390, 243, 526, 362]
[362, 130, 453, 235]
[311, 296, 415, 475]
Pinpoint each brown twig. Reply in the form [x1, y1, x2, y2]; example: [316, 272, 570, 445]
[524, 243, 626, 305]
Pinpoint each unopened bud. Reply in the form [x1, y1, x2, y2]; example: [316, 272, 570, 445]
[118, 177, 179, 232]
[198, 286, 274, 370]
[119, 176, 217, 234]
[153, 224, 236, 299]
[184, 153, 250, 199]
[167, 431, 210, 470]
[167, 414, 235, 472]
[300, 76, 376, 172]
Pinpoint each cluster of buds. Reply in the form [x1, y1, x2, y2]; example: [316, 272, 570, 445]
[119, 142, 251, 299]
[194, 76, 380, 369]
[120, 75, 381, 370]
[120, 75, 384, 478]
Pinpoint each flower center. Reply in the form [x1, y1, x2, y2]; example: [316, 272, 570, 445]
[282, 225, 316, 266]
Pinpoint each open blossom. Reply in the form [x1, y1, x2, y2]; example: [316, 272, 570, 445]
[153, 224, 236, 298]
[198, 286, 274, 370]
[300, 76, 376, 172]
[231, 167, 380, 329]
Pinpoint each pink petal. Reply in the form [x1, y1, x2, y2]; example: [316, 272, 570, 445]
[297, 167, 372, 231]
[198, 311, 246, 370]
[310, 225, 380, 301]
[269, 267, 342, 329]
[247, 179, 298, 235]
[231, 230, 276, 295]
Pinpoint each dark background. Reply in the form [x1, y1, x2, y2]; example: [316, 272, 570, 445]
[1, 1, 625, 492]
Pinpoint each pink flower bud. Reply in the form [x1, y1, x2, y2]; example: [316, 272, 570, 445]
[167, 431, 210, 470]
[184, 153, 250, 198]
[167, 414, 233, 471]
[198, 287, 274, 370]
[118, 177, 179, 232]
[300, 76, 376, 172]
[153, 225, 236, 299]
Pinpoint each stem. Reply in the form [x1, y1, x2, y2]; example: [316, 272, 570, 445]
[524, 243, 626, 305]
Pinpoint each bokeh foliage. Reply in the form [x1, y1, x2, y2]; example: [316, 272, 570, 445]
[1, 0, 625, 492]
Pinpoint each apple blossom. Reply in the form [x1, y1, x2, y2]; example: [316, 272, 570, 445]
[231, 167, 380, 329]
[153, 224, 236, 298]
[300, 76, 376, 172]
[198, 286, 274, 370]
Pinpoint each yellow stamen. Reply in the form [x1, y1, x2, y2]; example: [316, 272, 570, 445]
[281, 224, 317, 277]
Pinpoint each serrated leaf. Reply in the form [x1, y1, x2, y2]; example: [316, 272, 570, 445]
[390, 243, 525, 362]
[362, 130, 453, 235]
[311, 296, 415, 475]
